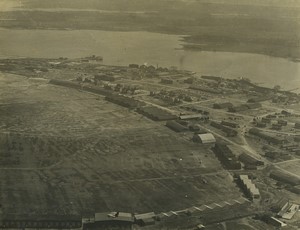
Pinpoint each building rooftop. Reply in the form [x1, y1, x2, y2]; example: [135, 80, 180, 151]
[197, 133, 216, 144]
[94, 212, 134, 223]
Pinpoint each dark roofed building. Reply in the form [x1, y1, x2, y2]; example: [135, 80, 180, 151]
[134, 212, 156, 226]
[294, 136, 300, 142]
[201, 75, 222, 81]
[256, 122, 267, 128]
[213, 102, 233, 109]
[161, 79, 173, 84]
[247, 97, 270, 103]
[238, 153, 264, 167]
[228, 105, 248, 113]
[270, 170, 300, 186]
[281, 110, 292, 116]
[166, 121, 188, 132]
[94, 74, 116, 82]
[212, 144, 241, 170]
[249, 128, 286, 145]
[82, 212, 134, 230]
[245, 103, 261, 109]
[262, 117, 271, 123]
[210, 121, 238, 137]
[221, 120, 239, 128]
[183, 77, 194, 84]
[129, 64, 139, 68]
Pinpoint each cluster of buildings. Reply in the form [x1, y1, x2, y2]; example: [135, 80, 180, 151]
[149, 90, 192, 105]
[280, 143, 300, 156]
[189, 85, 223, 94]
[248, 128, 286, 145]
[103, 83, 139, 95]
[0, 216, 81, 229]
[180, 105, 210, 115]
[81, 198, 250, 230]
[254, 114, 289, 130]
[210, 121, 238, 137]
[228, 103, 261, 113]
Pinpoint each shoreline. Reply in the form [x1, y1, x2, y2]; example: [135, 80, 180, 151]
[0, 56, 298, 96]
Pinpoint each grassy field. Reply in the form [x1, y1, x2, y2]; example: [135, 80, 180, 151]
[0, 73, 242, 218]
[0, 0, 299, 59]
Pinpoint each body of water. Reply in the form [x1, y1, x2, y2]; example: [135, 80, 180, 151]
[0, 28, 299, 91]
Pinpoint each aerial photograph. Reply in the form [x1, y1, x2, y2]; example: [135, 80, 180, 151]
[0, 0, 300, 229]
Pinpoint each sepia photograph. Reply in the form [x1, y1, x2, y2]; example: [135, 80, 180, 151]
[0, 0, 299, 229]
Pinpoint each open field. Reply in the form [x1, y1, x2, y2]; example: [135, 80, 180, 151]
[0, 73, 243, 218]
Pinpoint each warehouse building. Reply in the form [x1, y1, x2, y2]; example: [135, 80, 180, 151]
[277, 202, 299, 220]
[294, 136, 300, 142]
[0, 216, 81, 229]
[256, 122, 267, 128]
[245, 103, 262, 109]
[134, 212, 156, 226]
[281, 110, 292, 116]
[278, 120, 288, 126]
[82, 212, 134, 230]
[179, 114, 209, 121]
[238, 175, 260, 199]
[213, 102, 233, 109]
[105, 94, 145, 108]
[136, 106, 178, 121]
[267, 217, 287, 228]
[221, 120, 239, 128]
[239, 153, 264, 168]
[228, 105, 249, 113]
[261, 117, 271, 123]
[210, 121, 238, 137]
[271, 124, 282, 130]
[166, 120, 188, 132]
[129, 64, 139, 68]
[212, 144, 241, 169]
[183, 77, 194, 84]
[193, 133, 216, 145]
[270, 170, 300, 186]
[201, 75, 222, 81]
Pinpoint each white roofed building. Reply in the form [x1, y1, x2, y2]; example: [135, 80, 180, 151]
[193, 133, 216, 145]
